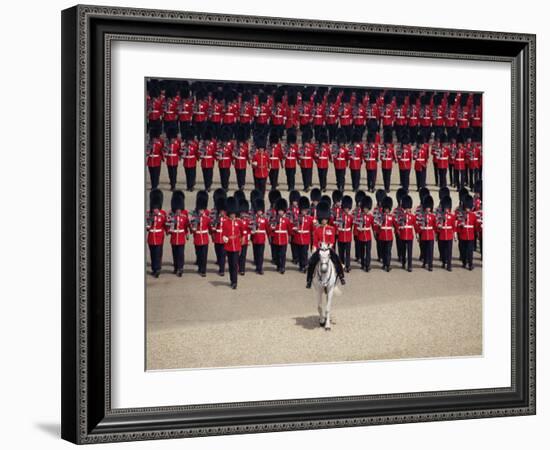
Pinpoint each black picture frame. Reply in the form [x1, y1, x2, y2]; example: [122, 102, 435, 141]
[61, 4, 536, 444]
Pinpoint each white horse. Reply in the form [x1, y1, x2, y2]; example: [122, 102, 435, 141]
[313, 243, 342, 331]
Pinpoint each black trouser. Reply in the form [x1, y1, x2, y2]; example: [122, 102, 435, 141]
[438, 168, 448, 188]
[337, 241, 352, 270]
[341, 125, 353, 142]
[301, 167, 313, 190]
[269, 169, 279, 189]
[420, 240, 434, 268]
[454, 169, 465, 191]
[462, 239, 475, 268]
[306, 248, 344, 282]
[318, 167, 328, 191]
[148, 166, 161, 189]
[164, 121, 178, 140]
[148, 119, 161, 135]
[290, 242, 298, 263]
[272, 244, 287, 271]
[214, 243, 226, 274]
[335, 168, 346, 191]
[253, 244, 265, 272]
[469, 168, 481, 189]
[382, 168, 392, 191]
[239, 245, 248, 273]
[179, 120, 191, 136]
[448, 165, 454, 186]
[226, 250, 239, 285]
[235, 168, 246, 190]
[440, 239, 453, 268]
[415, 168, 426, 191]
[350, 169, 361, 191]
[396, 236, 403, 261]
[149, 244, 163, 273]
[399, 169, 410, 192]
[433, 161, 439, 185]
[376, 237, 382, 261]
[285, 168, 296, 190]
[366, 169, 377, 191]
[184, 167, 196, 190]
[458, 239, 465, 264]
[357, 240, 372, 269]
[219, 167, 230, 190]
[171, 244, 185, 271]
[354, 237, 360, 261]
[254, 176, 267, 194]
[195, 121, 206, 140]
[379, 240, 392, 268]
[202, 167, 213, 190]
[167, 165, 178, 189]
[401, 239, 413, 269]
[195, 244, 208, 274]
[296, 244, 309, 270]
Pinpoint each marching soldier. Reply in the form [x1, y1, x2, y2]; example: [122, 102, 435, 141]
[288, 190, 301, 265]
[349, 129, 364, 192]
[166, 190, 189, 277]
[453, 136, 467, 191]
[267, 189, 282, 262]
[165, 137, 182, 191]
[250, 130, 270, 194]
[374, 189, 387, 262]
[333, 128, 349, 192]
[309, 187, 322, 224]
[353, 190, 367, 262]
[436, 134, 451, 188]
[416, 194, 436, 271]
[336, 195, 354, 272]
[269, 198, 293, 274]
[146, 129, 164, 190]
[284, 129, 299, 191]
[293, 196, 315, 272]
[393, 188, 406, 263]
[251, 198, 269, 274]
[364, 134, 379, 193]
[178, 85, 194, 137]
[413, 135, 429, 191]
[396, 134, 413, 193]
[305, 201, 346, 288]
[268, 130, 284, 190]
[217, 126, 234, 191]
[238, 199, 251, 275]
[473, 179, 483, 257]
[199, 127, 216, 192]
[395, 194, 416, 272]
[374, 196, 395, 272]
[191, 190, 211, 277]
[181, 126, 199, 192]
[331, 190, 343, 225]
[299, 128, 315, 192]
[314, 128, 331, 192]
[457, 194, 478, 270]
[437, 196, 456, 271]
[233, 125, 249, 191]
[222, 197, 243, 289]
[380, 129, 396, 193]
[146, 189, 167, 278]
[355, 195, 374, 272]
[210, 189, 228, 276]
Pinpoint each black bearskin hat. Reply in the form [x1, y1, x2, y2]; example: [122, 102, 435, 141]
[149, 188, 163, 210]
[287, 128, 297, 145]
[253, 198, 265, 212]
[459, 187, 470, 203]
[226, 197, 239, 216]
[234, 189, 246, 204]
[301, 127, 313, 143]
[332, 190, 343, 204]
[213, 188, 226, 205]
[215, 196, 227, 212]
[195, 190, 209, 211]
[289, 190, 301, 204]
[250, 188, 262, 205]
[351, 128, 362, 143]
[310, 187, 322, 203]
[463, 195, 474, 210]
[342, 195, 353, 210]
[269, 130, 279, 145]
[171, 190, 185, 212]
[316, 201, 331, 221]
[441, 196, 452, 211]
[361, 196, 373, 210]
[298, 196, 310, 211]
[383, 127, 393, 144]
[381, 196, 393, 212]
[474, 179, 482, 197]
[439, 186, 450, 200]
[336, 128, 347, 145]
[396, 187, 406, 205]
[375, 189, 387, 205]
[355, 190, 366, 205]
[421, 195, 434, 211]
[320, 195, 332, 207]
[268, 189, 282, 207]
[401, 194, 413, 210]
[275, 197, 288, 212]
[239, 199, 250, 214]
[419, 187, 430, 202]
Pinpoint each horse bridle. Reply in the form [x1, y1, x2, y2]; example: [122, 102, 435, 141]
[316, 250, 333, 289]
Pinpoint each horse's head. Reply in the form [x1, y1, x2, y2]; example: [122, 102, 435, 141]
[318, 243, 331, 273]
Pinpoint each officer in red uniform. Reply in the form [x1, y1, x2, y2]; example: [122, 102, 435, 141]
[233, 125, 249, 190]
[305, 201, 346, 288]
[284, 129, 299, 191]
[210, 190, 228, 276]
[269, 198, 293, 274]
[413, 135, 429, 191]
[416, 195, 436, 271]
[396, 134, 413, 193]
[293, 196, 314, 272]
[251, 130, 270, 194]
[146, 129, 164, 190]
[285, 90, 299, 133]
[199, 127, 216, 192]
[353, 91, 367, 139]
[165, 191, 189, 277]
[355, 195, 374, 272]
[178, 86, 194, 137]
[181, 126, 199, 192]
[352, 190, 367, 262]
[339, 91, 354, 142]
[193, 89, 210, 140]
[288, 190, 301, 265]
[209, 90, 224, 139]
[453, 137, 467, 191]
[436, 196, 456, 271]
[437, 135, 451, 188]
[299, 128, 315, 192]
[457, 195, 478, 270]
[380, 129, 396, 193]
[325, 91, 340, 142]
[217, 126, 234, 191]
[221, 197, 243, 289]
[395, 195, 416, 272]
[467, 135, 482, 190]
[250, 198, 269, 274]
[190, 190, 211, 277]
[336, 196, 354, 272]
[239, 91, 254, 139]
[271, 90, 286, 139]
[312, 92, 326, 139]
[165, 137, 182, 191]
[314, 129, 331, 192]
[238, 199, 251, 275]
[147, 80, 163, 135]
[364, 135, 379, 193]
[333, 129, 349, 192]
[146, 189, 167, 278]
[373, 196, 395, 271]
[349, 129, 364, 192]
[268, 130, 284, 190]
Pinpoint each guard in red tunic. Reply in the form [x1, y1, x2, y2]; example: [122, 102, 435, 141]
[314, 129, 331, 192]
[380, 130, 396, 193]
[222, 89, 239, 137]
[394, 95, 408, 137]
[364, 136, 379, 193]
[453, 137, 467, 191]
[251, 130, 270, 194]
[284, 129, 299, 191]
[312, 92, 326, 139]
[299, 128, 315, 192]
[436, 196, 456, 271]
[457, 195, 478, 270]
[221, 197, 243, 289]
[288, 190, 301, 265]
[193, 89, 210, 140]
[178, 86, 194, 138]
[395, 195, 416, 272]
[165, 191, 189, 277]
[373, 196, 395, 272]
[333, 129, 349, 192]
[255, 91, 271, 135]
[336, 196, 354, 272]
[181, 126, 199, 192]
[353, 190, 366, 262]
[251, 198, 269, 274]
[210, 190, 228, 276]
[165, 137, 182, 191]
[396, 134, 413, 193]
[325, 91, 340, 142]
[190, 190, 211, 277]
[285, 90, 299, 132]
[217, 126, 234, 191]
[467, 136, 482, 190]
[349, 129, 364, 192]
[413, 135, 429, 191]
[415, 195, 437, 271]
[199, 127, 216, 192]
[239, 91, 254, 139]
[355, 195, 375, 272]
[268, 130, 284, 190]
[146, 129, 164, 190]
[146, 189, 167, 278]
[237, 199, 251, 275]
[209, 91, 224, 139]
[271, 90, 286, 139]
[293, 196, 314, 272]
[353, 91, 367, 138]
[437, 135, 451, 188]
[305, 201, 346, 288]
[233, 125, 249, 191]
[339, 91, 354, 141]
[269, 198, 293, 274]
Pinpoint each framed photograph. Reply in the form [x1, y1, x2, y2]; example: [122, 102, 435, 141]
[61, 4, 536, 444]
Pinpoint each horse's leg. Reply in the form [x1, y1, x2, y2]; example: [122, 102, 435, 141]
[317, 285, 326, 326]
[325, 287, 333, 330]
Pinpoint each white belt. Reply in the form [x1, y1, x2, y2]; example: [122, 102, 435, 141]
[420, 226, 433, 230]
[195, 230, 208, 234]
[366, 158, 376, 161]
[463, 225, 474, 228]
[171, 230, 186, 233]
[235, 156, 246, 159]
[455, 158, 464, 161]
[183, 155, 195, 158]
[470, 158, 479, 161]
[380, 226, 392, 230]
[350, 157, 360, 160]
[219, 157, 230, 160]
[336, 158, 346, 161]
[301, 156, 312, 159]
[399, 225, 413, 229]
[399, 158, 410, 161]
[274, 230, 288, 234]
[149, 155, 160, 158]
[150, 229, 163, 233]
[439, 157, 448, 160]
[203, 156, 213, 159]
[338, 228, 351, 232]
[252, 230, 266, 234]
[296, 230, 309, 233]
[166, 153, 178, 157]
[440, 226, 453, 229]
[416, 158, 425, 161]
[318, 156, 329, 159]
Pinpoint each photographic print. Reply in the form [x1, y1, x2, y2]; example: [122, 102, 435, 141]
[145, 79, 483, 371]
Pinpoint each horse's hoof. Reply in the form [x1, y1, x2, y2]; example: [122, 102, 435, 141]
[325, 327, 331, 332]
[319, 320, 326, 327]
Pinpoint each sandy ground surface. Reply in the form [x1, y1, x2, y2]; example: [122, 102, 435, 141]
[146, 157, 482, 370]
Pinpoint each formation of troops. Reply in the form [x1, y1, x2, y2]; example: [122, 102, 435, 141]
[145, 80, 483, 289]
[146, 80, 483, 195]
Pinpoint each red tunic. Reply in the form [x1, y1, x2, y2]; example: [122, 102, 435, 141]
[268, 143, 284, 170]
[413, 145, 429, 171]
[146, 210, 167, 245]
[299, 102, 313, 126]
[353, 103, 367, 126]
[299, 143, 315, 169]
[233, 142, 249, 170]
[240, 101, 255, 124]
[200, 140, 216, 169]
[270, 216, 293, 246]
[325, 103, 339, 125]
[165, 140, 182, 167]
[285, 105, 299, 128]
[271, 102, 286, 126]
[284, 143, 298, 169]
[292, 215, 314, 246]
[314, 143, 332, 170]
[336, 212, 354, 243]
[146, 139, 164, 168]
[191, 212, 211, 246]
[251, 151, 270, 178]
[436, 146, 451, 169]
[437, 212, 456, 240]
[222, 102, 239, 125]
[211, 214, 229, 245]
[397, 145, 412, 171]
[250, 213, 269, 245]
[256, 103, 271, 125]
[333, 145, 349, 170]
[374, 213, 395, 241]
[193, 99, 209, 123]
[380, 145, 396, 170]
[166, 212, 189, 245]
[382, 104, 395, 127]
[395, 212, 417, 240]
[348, 143, 364, 171]
[453, 146, 467, 171]
[408, 105, 419, 127]
[339, 103, 353, 126]
[182, 140, 199, 168]
[364, 144, 379, 171]
[210, 101, 223, 124]
[457, 211, 478, 240]
[217, 141, 234, 169]
[222, 217, 243, 252]
[312, 104, 326, 126]
[178, 99, 194, 123]
[313, 224, 336, 248]
[355, 213, 374, 242]
[415, 213, 437, 241]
